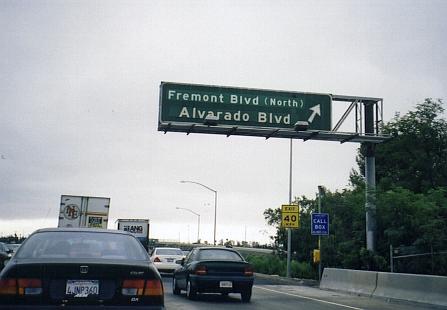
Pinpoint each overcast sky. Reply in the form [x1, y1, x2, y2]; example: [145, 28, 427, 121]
[1, 0, 446, 244]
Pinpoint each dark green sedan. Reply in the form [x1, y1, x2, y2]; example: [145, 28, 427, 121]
[172, 247, 254, 302]
[0, 228, 164, 309]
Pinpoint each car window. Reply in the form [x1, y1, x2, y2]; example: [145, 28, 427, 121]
[15, 231, 148, 260]
[155, 248, 182, 255]
[0, 243, 6, 252]
[185, 249, 196, 264]
[198, 249, 243, 261]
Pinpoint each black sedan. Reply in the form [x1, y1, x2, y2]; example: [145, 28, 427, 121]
[172, 247, 254, 302]
[0, 228, 164, 309]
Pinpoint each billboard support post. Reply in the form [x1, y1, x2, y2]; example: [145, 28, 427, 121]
[364, 101, 377, 253]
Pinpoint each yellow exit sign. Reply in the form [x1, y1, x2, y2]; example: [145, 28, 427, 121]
[282, 205, 299, 213]
[281, 204, 300, 228]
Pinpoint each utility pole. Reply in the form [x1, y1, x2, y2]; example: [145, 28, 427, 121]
[286, 139, 293, 278]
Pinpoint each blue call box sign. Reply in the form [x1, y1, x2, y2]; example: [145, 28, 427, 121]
[311, 213, 329, 235]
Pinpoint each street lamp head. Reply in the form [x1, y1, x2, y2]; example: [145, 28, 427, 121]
[318, 185, 325, 196]
[294, 121, 309, 131]
[179, 179, 218, 246]
[203, 115, 219, 126]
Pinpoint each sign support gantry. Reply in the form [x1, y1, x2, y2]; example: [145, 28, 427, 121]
[159, 82, 389, 264]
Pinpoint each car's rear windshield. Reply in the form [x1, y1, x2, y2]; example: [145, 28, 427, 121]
[156, 248, 183, 255]
[15, 231, 148, 260]
[198, 249, 243, 261]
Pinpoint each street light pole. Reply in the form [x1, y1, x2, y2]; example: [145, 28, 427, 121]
[286, 138, 293, 278]
[317, 185, 324, 281]
[176, 207, 200, 243]
[180, 180, 218, 245]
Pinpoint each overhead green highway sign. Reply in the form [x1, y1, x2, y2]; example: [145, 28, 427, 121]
[159, 82, 332, 131]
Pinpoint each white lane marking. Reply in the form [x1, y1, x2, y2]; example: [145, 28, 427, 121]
[254, 286, 364, 310]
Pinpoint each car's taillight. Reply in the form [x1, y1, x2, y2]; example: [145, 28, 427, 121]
[122, 279, 163, 296]
[18, 278, 42, 295]
[195, 265, 207, 275]
[0, 279, 17, 295]
[122, 279, 145, 296]
[144, 279, 163, 296]
[154, 257, 161, 262]
[244, 266, 254, 276]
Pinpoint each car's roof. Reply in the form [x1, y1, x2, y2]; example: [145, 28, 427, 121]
[195, 247, 237, 251]
[33, 227, 132, 236]
[154, 247, 182, 250]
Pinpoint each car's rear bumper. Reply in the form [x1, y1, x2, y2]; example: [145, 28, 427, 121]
[153, 262, 180, 273]
[0, 297, 164, 309]
[0, 306, 164, 309]
[189, 274, 253, 293]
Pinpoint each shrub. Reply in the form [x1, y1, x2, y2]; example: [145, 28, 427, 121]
[290, 260, 315, 278]
[246, 254, 315, 279]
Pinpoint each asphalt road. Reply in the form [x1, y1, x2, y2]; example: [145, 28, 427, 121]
[162, 274, 443, 310]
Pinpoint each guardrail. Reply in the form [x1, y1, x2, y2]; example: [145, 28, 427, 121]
[320, 268, 447, 307]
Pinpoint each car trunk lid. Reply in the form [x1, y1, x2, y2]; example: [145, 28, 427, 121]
[198, 260, 251, 276]
[14, 259, 156, 303]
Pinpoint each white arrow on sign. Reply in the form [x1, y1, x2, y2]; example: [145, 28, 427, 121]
[308, 104, 321, 123]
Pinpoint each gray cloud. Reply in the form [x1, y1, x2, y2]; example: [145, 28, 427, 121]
[1, 1, 446, 241]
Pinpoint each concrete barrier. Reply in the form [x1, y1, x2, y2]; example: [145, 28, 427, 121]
[320, 268, 447, 307]
[373, 272, 447, 307]
[320, 268, 377, 296]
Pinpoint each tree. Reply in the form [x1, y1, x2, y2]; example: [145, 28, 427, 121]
[376, 187, 447, 274]
[263, 98, 447, 275]
[357, 98, 447, 193]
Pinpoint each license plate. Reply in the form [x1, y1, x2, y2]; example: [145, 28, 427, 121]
[66, 280, 99, 297]
[219, 281, 232, 288]
[166, 258, 174, 262]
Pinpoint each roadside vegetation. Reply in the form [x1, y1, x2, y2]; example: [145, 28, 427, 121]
[263, 99, 447, 277]
[245, 253, 314, 279]
[0, 234, 25, 244]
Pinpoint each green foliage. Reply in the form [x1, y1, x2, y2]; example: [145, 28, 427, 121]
[376, 187, 447, 274]
[246, 254, 286, 276]
[245, 254, 315, 279]
[0, 234, 25, 244]
[358, 98, 447, 193]
[290, 260, 314, 279]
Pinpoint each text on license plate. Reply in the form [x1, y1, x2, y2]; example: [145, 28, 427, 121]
[219, 281, 232, 288]
[66, 280, 99, 297]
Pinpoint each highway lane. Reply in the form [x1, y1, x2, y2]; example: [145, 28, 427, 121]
[162, 275, 440, 310]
